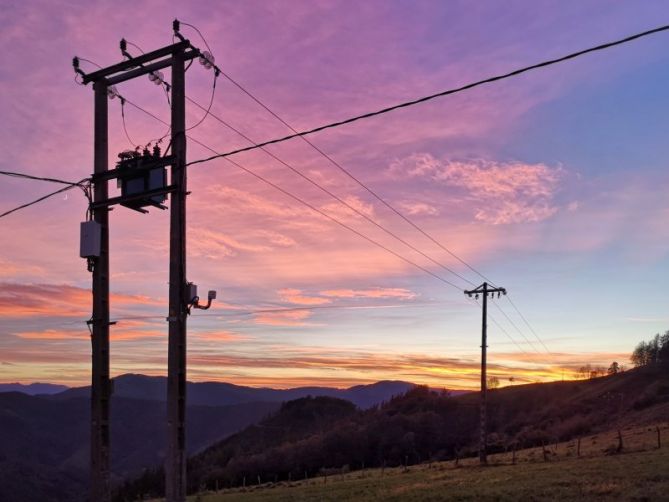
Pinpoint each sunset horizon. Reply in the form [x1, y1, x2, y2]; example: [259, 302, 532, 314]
[2, 1, 667, 396]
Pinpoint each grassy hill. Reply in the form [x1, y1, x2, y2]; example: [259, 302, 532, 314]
[187, 423, 669, 501]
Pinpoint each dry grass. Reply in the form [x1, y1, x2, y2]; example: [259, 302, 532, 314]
[186, 422, 669, 501]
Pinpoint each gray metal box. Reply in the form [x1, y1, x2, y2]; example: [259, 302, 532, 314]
[80, 221, 101, 258]
[186, 283, 198, 303]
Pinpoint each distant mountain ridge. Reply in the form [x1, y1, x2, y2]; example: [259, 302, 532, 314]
[52, 374, 417, 409]
[0, 392, 279, 502]
[0, 376, 419, 502]
[0, 382, 69, 395]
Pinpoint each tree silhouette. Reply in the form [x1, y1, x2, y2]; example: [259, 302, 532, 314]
[607, 362, 620, 375]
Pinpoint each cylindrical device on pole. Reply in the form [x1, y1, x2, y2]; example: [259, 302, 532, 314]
[166, 47, 187, 502]
[91, 79, 111, 502]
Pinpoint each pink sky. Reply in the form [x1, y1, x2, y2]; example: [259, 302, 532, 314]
[1, 1, 668, 388]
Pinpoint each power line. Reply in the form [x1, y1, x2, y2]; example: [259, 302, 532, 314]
[119, 98, 138, 148]
[186, 24, 669, 167]
[468, 296, 528, 355]
[105, 301, 443, 324]
[0, 182, 86, 219]
[0, 170, 84, 186]
[491, 301, 540, 353]
[186, 72, 218, 132]
[121, 95, 463, 291]
[506, 295, 552, 354]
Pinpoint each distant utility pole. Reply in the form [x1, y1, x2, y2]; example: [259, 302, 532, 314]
[464, 282, 507, 466]
[76, 24, 200, 502]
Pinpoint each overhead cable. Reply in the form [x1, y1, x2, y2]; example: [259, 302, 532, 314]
[186, 24, 669, 167]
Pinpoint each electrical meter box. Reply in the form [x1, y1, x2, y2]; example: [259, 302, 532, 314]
[80, 221, 102, 258]
[115, 150, 168, 212]
[186, 283, 198, 304]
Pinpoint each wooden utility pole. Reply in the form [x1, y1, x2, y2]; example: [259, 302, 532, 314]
[464, 282, 507, 465]
[91, 79, 111, 502]
[166, 46, 188, 502]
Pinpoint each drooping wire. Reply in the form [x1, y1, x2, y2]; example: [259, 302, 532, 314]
[76, 57, 102, 69]
[179, 21, 214, 55]
[122, 40, 172, 119]
[186, 71, 218, 132]
[119, 97, 138, 148]
[128, 31, 218, 132]
[0, 180, 88, 220]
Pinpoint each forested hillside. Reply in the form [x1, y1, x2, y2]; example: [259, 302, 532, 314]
[116, 364, 669, 500]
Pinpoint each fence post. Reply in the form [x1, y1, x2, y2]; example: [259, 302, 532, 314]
[617, 430, 623, 453]
[657, 426, 662, 449]
[577, 438, 581, 457]
[512, 444, 516, 465]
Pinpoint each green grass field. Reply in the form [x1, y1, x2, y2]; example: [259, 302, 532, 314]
[188, 423, 669, 501]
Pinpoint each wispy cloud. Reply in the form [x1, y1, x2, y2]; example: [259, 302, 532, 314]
[15, 328, 165, 341]
[389, 154, 564, 224]
[0, 283, 163, 318]
[320, 287, 417, 300]
[278, 288, 331, 305]
[399, 201, 440, 216]
[253, 309, 313, 327]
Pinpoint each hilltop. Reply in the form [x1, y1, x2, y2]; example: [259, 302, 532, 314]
[0, 382, 69, 395]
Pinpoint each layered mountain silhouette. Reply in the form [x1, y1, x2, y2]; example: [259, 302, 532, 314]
[0, 382, 68, 395]
[50, 373, 416, 409]
[0, 374, 416, 502]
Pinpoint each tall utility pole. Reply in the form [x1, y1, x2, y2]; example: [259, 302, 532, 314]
[78, 33, 199, 502]
[91, 78, 111, 502]
[464, 282, 507, 465]
[166, 46, 188, 502]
